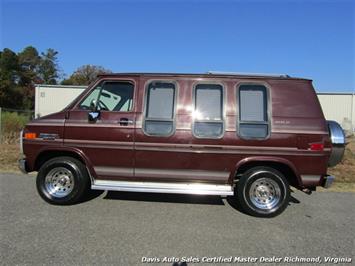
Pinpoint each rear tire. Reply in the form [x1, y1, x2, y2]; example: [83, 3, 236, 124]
[36, 156, 90, 205]
[236, 166, 290, 217]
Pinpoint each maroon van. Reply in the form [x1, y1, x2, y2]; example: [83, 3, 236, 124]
[19, 72, 345, 217]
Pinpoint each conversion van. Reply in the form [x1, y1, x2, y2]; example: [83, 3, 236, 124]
[19, 72, 345, 217]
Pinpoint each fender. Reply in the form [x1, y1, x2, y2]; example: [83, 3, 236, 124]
[32, 146, 98, 182]
[232, 156, 302, 186]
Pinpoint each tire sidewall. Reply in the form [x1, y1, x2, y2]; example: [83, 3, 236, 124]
[238, 167, 290, 217]
[37, 158, 87, 204]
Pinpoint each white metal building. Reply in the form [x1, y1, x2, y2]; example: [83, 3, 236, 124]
[35, 85, 355, 133]
[35, 85, 86, 118]
[317, 92, 355, 134]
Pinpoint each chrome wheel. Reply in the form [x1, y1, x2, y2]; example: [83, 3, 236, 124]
[44, 167, 74, 198]
[249, 177, 281, 211]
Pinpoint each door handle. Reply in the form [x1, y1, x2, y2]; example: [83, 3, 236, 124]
[119, 118, 134, 126]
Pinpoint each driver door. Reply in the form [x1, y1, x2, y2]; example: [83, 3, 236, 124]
[64, 79, 136, 181]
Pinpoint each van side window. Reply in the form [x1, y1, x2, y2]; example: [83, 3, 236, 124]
[238, 85, 268, 139]
[144, 82, 176, 136]
[193, 84, 224, 138]
[79, 81, 134, 112]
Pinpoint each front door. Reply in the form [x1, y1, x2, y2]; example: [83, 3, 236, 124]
[64, 79, 136, 180]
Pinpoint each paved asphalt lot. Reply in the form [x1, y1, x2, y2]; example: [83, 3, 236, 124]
[0, 173, 354, 265]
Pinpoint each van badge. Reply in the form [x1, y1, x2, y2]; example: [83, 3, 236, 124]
[39, 133, 59, 140]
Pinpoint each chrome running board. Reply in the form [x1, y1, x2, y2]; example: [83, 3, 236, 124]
[92, 180, 234, 196]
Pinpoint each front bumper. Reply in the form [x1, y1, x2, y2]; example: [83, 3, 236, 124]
[322, 175, 335, 188]
[18, 159, 29, 174]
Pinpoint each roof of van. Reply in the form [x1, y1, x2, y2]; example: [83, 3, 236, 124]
[97, 72, 311, 81]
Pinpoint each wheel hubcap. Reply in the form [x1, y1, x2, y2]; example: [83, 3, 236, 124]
[44, 167, 74, 198]
[249, 177, 281, 211]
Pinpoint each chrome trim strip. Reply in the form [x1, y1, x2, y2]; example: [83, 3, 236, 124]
[300, 175, 321, 182]
[91, 180, 234, 196]
[66, 139, 133, 146]
[24, 138, 63, 144]
[65, 122, 134, 128]
[29, 119, 65, 123]
[135, 168, 229, 180]
[65, 139, 133, 149]
[94, 166, 133, 177]
[272, 129, 329, 135]
[27, 123, 64, 127]
[28, 119, 65, 127]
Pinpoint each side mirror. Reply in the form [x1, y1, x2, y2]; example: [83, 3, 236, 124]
[90, 99, 97, 111]
[88, 111, 100, 122]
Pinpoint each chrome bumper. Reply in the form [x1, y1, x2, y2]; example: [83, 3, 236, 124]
[18, 159, 28, 174]
[322, 175, 335, 188]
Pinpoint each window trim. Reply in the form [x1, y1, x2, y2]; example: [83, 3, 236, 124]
[142, 80, 178, 137]
[74, 78, 136, 113]
[192, 81, 226, 139]
[97, 80, 135, 112]
[236, 82, 272, 140]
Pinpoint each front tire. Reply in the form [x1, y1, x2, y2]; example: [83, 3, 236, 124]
[36, 156, 90, 205]
[236, 166, 290, 217]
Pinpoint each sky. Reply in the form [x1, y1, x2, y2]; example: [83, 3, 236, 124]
[0, 0, 354, 92]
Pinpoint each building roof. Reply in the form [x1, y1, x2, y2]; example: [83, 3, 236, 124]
[35, 84, 87, 89]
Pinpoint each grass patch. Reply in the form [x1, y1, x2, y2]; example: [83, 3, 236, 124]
[327, 137, 355, 183]
[1, 111, 32, 144]
[0, 143, 21, 172]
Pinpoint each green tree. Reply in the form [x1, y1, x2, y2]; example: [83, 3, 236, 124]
[61, 64, 111, 85]
[0, 48, 23, 109]
[0, 46, 62, 110]
[17, 46, 42, 109]
[39, 48, 60, 84]
[18, 46, 40, 77]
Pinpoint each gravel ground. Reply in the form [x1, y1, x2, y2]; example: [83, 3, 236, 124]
[0, 173, 354, 265]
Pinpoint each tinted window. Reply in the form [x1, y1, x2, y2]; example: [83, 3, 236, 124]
[240, 89, 266, 121]
[239, 123, 268, 139]
[146, 83, 175, 119]
[195, 85, 222, 120]
[144, 82, 176, 136]
[193, 84, 224, 138]
[99, 82, 133, 111]
[79, 86, 101, 110]
[79, 81, 134, 112]
[238, 85, 268, 139]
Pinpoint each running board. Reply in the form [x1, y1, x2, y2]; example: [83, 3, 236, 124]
[92, 180, 234, 196]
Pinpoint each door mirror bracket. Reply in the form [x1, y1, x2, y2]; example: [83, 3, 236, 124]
[90, 99, 97, 111]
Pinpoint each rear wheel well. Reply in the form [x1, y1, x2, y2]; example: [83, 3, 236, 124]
[35, 151, 86, 171]
[235, 161, 300, 188]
